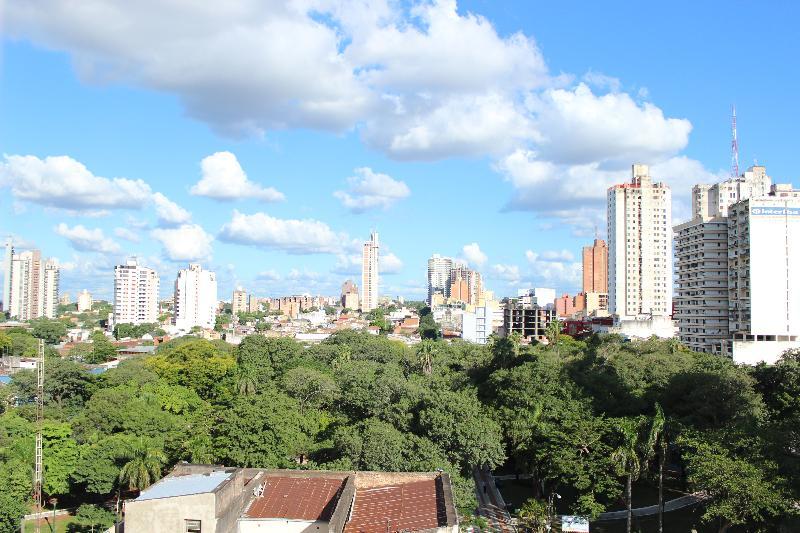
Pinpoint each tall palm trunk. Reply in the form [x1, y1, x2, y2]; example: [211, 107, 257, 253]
[626, 472, 633, 533]
[658, 451, 665, 533]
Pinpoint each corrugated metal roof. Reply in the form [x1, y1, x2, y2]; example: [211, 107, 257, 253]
[344, 479, 446, 533]
[135, 471, 232, 501]
[245, 476, 345, 521]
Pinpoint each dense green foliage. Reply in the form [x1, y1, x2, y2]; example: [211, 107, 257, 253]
[0, 327, 798, 531]
[112, 323, 165, 340]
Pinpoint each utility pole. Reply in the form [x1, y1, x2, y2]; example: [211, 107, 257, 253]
[33, 339, 44, 533]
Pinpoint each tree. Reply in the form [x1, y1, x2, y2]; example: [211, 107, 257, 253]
[610, 418, 644, 533]
[643, 404, 668, 533]
[45, 358, 95, 408]
[545, 319, 562, 356]
[416, 339, 436, 375]
[417, 307, 440, 340]
[146, 339, 236, 401]
[74, 504, 116, 533]
[42, 421, 79, 496]
[281, 367, 338, 413]
[117, 437, 167, 492]
[88, 331, 117, 364]
[0, 490, 27, 533]
[517, 498, 548, 533]
[682, 437, 791, 533]
[31, 318, 68, 344]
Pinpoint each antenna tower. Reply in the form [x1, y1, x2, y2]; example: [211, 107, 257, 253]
[731, 105, 740, 179]
[33, 339, 44, 533]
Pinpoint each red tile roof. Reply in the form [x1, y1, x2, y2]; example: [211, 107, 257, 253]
[344, 479, 446, 533]
[245, 476, 345, 521]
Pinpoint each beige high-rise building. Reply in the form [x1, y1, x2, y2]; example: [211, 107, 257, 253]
[361, 232, 379, 312]
[341, 280, 359, 311]
[113, 259, 159, 325]
[3, 241, 60, 320]
[77, 289, 93, 312]
[582, 239, 608, 293]
[232, 288, 248, 315]
[608, 164, 672, 319]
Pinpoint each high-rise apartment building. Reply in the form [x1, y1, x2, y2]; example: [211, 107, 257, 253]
[113, 259, 160, 325]
[174, 264, 217, 330]
[608, 164, 672, 319]
[77, 289, 93, 312]
[674, 165, 800, 362]
[3, 240, 60, 320]
[425, 254, 452, 306]
[341, 280, 359, 311]
[582, 239, 608, 293]
[361, 232, 379, 312]
[231, 288, 248, 316]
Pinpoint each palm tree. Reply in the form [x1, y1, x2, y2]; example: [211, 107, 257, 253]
[416, 339, 435, 375]
[545, 319, 562, 356]
[611, 419, 644, 533]
[116, 438, 167, 513]
[644, 404, 668, 533]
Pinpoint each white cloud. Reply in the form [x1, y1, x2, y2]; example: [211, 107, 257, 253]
[525, 84, 692, 166]
[255, 269, 281, 281]
[218, 210, 354, 255]
[151, 224, 213, 262]
[381, 252, 403, 274]
[55, 223, 121, 254]
[1, 154, 151, 209]
[191, 152, 285, 202]
[334, 167, 410, 212]
[489, 263, 521, 283]
[152, 192, 192, 225]
[525, 249, 581, 292]
[461, 242, 487, 267]
[114, 227, 141, 243]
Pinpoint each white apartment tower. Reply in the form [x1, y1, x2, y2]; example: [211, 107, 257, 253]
[361, 231, 379, 312]
[113, 259, 160, 325]
[77, 289, 93, 312]
[427, 254, 453, 305]
[3, 241, 60, 320]
[174, 264, 218, 330]
[674, 166, 773, 354]
[608, 164, 672, 319]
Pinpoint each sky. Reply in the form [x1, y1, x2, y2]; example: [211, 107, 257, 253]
[1, 0, 798, 302]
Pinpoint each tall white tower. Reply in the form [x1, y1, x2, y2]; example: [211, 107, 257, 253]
[427, 254, 453, 305]
[174, 264, 218, 330]
[3, 238, 13, 314]
[113, 258, 160, 326]
[361, 232, 379, 312]
[608, 164, 672, 319]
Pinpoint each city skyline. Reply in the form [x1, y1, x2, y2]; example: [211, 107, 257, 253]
[2, 2, 799, 301]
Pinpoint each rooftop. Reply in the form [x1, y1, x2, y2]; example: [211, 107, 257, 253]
[244, 476, 345, 521]
[344, 479, 447, 533]
[134, 470, 232, 501]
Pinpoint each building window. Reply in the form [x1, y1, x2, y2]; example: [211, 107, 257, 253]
[186, 520, 201, 533]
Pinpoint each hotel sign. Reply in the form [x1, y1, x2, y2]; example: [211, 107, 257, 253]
[751, 207, 800, 216]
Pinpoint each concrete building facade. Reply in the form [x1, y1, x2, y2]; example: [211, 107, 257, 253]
[608, 164, 672, 319]
[113, 259, 160, 326]
[3, 241, 60, 320]
[361, 232, 379, 312]
[77, 289, 93, 313]
[502, 298, 557, 343]
[174, 264, 218, 330]
[231, 288, 248, 316]
[582, 238, 608, 293]
[427, 254, 453, 305]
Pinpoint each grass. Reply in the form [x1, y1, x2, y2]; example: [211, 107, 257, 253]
[23, 514, 77, 533]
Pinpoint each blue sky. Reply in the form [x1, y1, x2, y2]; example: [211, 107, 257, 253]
[1, 0, 798, 301]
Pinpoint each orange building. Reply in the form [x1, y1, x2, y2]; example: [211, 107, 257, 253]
[582, 239, 608, 293]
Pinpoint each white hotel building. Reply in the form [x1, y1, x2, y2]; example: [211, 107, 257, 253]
[113, 259, 160, 326]
[607, 164, 673, 337]
[674, 166, 800, 363]
[174, 264, 217, 330]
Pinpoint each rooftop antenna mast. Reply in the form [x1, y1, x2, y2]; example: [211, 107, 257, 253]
[731, 105, 740, 179]
[33, 339, 44, 533]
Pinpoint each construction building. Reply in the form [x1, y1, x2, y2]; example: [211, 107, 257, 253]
[123, 463, 458, 533]
[501, 298, 556, 343]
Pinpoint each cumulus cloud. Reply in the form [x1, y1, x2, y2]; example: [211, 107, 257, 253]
[191, 152, 285, 202]
[55, 223, 121, 254]
[1, 154, 151, 209]
[461, 242, 488, 267]
[525, 249, 581, 292]
[381, 252, 403, 274]
[151, 224, 213, 262]
[114, 227, 141, 243]
[152, 192, 192, 225]
[489, 263, 521, 283]
[218, 210, 353, 255]
[334, 167, 410, 212]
